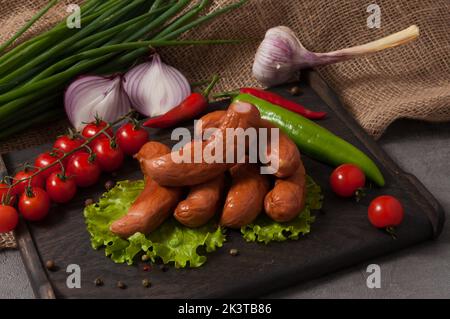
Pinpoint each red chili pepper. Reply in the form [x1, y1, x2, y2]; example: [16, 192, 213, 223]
[143, 75, 219, 129]
[240, 88, 326, 120]
[214, 87, 327, 120]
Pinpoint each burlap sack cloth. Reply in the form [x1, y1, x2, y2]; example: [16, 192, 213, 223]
[1, 0, 449, 248]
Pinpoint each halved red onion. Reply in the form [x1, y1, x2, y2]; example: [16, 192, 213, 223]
[123, 53, 190, 117]
[64, 75, 131, 129]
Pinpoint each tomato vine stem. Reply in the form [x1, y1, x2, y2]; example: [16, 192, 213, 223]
[2, 111, 136, 203]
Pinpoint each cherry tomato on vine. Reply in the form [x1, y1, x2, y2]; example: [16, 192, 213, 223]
[0, 205, 19, 233]
[368, 195, 404, 229]
[330, 164, 366, 197]
[45, 172, 77, 204]
[53, 135, 84, 161]
[12, 169, 45, 196]
[34, 150, 64, 180]
[93, 139, 124, 172]
[66, 152, 101, 187]
[0, 183, 16, 206]
[81, 119, 113, 144]
[18, 187, 51, 221]
[116, 123, 149, 156]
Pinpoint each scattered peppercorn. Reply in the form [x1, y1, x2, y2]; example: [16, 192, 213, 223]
[229, 248, 239, 256]
[84, 198, 94, 206]
[141, 254, 150, 262]
[105, 180, 115, 190]
[159, 264, 169, 272]
[94, 278, 104, 286]
[143, 265, 151, 272]
[142, 279, 151, 288]
[117, 281, 126, 289]
[45, 260, 56, 271]
[288, 86, 302, 96]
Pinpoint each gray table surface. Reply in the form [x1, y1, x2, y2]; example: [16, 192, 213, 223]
[1, 119, 449, 299]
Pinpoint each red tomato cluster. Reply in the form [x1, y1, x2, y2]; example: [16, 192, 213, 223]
[0, 120, 148, 233]
[329, 164, 404, 235]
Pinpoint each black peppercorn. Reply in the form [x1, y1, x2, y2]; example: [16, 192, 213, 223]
[45, 260, 56, 271]
[94, 278, 104, 286]
[159, 264, 168, 272]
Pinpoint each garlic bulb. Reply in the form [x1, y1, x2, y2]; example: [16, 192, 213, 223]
[253, 25, 419, 87]
[252, 26, 306, 87]
[123, 53, 191, 117]
[64, 75, 131, 130]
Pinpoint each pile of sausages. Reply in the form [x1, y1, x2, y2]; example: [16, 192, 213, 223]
[110, 102, 307, 238]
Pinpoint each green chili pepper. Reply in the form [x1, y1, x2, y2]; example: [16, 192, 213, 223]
[233, 94, 385, 186]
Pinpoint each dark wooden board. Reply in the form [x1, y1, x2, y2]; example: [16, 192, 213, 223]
[1, 71, 445, 299]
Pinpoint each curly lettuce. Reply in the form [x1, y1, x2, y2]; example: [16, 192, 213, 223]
[84, 180, 225, 268]
[241, 176, 323, 244]
[84, 176, 322, 267]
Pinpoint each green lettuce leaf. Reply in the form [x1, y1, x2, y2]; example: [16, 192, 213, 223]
[83, 180, 225, 268]
[84, 176, 322, 267]
[241, 176, 323, 244]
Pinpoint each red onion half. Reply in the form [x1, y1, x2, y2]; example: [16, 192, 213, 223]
[123, 53, 191, 117]
[64, 75, 131, 129]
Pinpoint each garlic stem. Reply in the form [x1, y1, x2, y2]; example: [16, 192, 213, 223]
[309, 25, 420, 67]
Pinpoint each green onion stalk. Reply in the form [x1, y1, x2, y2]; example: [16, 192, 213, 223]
[0, 0, 248, 139]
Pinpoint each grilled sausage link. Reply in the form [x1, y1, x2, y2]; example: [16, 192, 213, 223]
[196, 114, 300, 178]
[259, 119, 301, 178]
[220, 164, 270, 228]
[134, 141, 175, 176]
[110, 142, 182, 238]
[194, 110, 226, 137]
[264, 160, 307, 222]
[142, 102, 261, 186]
[174, 174, 225, 227]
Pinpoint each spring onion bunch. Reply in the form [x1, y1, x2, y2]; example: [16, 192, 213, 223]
[0, 0, 247, 139]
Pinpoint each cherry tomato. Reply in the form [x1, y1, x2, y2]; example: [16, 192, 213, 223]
[53, 135, 84, 161]
[34, 150, 64, 180]
[45, 172, 77, 204]
[53, 135, 84, 152]
[93, 139, 124, 172]
[368, 195, 404, 228]
[116, 123, 149, 156]
[12, 169, 45, 196]
[0, 183, 16, 206]
[0, 205, 19, 233]
[81, 120, 113, 144]
[330, 164, 366, 197]
[18, 187, 51, 221]
[66, 152, 101, 187]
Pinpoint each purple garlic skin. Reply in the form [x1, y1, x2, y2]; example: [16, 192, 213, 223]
[252, 26, 304, 87]
[253, 25, 420, 87]
[252, 26, 339, 86]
